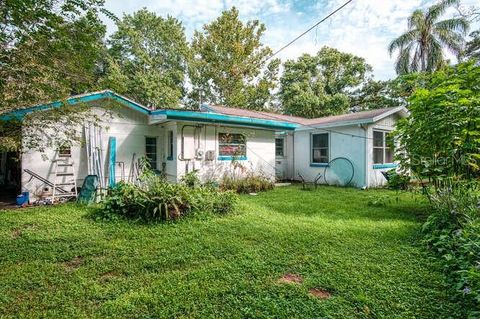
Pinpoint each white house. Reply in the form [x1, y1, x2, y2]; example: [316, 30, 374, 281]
[0, 90, 408, 201]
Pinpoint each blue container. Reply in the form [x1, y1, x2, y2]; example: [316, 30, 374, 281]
[16, 192, 29, 206]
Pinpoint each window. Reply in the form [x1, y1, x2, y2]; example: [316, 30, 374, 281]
[167, 131, 173, 160]
[275, 138, 284, 157]
[311, 133, 329, 164]
[218, 133, 246, 157]
[373, 130, 394, 164]
[145, 137, 157, 169]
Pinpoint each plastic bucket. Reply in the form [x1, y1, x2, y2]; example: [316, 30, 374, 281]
[16, 192, 29, 206]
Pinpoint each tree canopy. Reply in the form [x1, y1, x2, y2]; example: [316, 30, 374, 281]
[388, 0, 469, 74]
[188, 7, 280, 110]
[394, 62, 480, 180]
[105, 9, 189, 109]
[279, 46, 372, 118]
[0, 0, 109, 113]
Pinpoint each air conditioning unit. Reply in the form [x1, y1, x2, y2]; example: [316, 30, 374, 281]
[205, 150, 215, 161]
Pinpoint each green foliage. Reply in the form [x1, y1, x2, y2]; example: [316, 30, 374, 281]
[100, 171, 237, 221]
[279, 46, 372, 118]
[105, 9, 189, 108]
[463, 30, 480, 62]
[385, 169, 411, 190]
[181, 170, 202, 188]
[395, 62, 480, 181]
[388, 0, 469, 74]
[221, 173, 274, 194]
[0, 186, 463, 317]
[188, 7, 279, 110]
[422, 183, 480, 316]
[0, 0, 112, 151]
[0, 0, 109, 113]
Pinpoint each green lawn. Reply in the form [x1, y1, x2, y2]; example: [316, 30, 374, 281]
[0, 186, 460, 318]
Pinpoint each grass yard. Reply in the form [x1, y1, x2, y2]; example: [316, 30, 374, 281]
[0, 186, 461, 318]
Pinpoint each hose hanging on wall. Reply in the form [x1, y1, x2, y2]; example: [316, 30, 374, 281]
[324, 157, 354, 186]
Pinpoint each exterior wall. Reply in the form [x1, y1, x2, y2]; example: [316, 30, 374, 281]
[21, 105, 162, 200]
[274, 132, 294, 180]
[174, 123, 276, 182]
[293, 125, 368, 188]
[366, 114, 399, 187]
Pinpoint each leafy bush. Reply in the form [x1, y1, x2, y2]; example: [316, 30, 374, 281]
[422, 182, 480, 317]
[221, 173, 274, 194]
[385, 169, 410, 190]
[99, 171, 237, 221]
[181, 170, 201, 188]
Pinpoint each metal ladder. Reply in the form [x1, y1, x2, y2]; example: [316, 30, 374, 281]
[52, 155, 78, 202]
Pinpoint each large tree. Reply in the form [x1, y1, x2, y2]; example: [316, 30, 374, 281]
[0, 0, 111, 152]
[279, 46, 372, 118]
[388, 0, 469, 74]
[1, 0, 109, 113]
[188, 7, 280, 110]
[105, 9, 189, 109]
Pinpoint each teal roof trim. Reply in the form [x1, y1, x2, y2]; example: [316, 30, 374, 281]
[1, 90, 297, 130]
[152, 109, 298, 131]
[0, 90, 150, 121]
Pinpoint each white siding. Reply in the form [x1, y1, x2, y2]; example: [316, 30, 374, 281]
[366, 114, 399, 187]
[175, 123, 276, 182]
[293, 125, 367, 187]
[21, 106, 161, 199]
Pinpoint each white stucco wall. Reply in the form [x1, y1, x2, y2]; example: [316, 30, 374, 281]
[175, 123, 276, 182]
[293, 125, 368, 187]
[21, 105, 162, 199]
[366, 114, 399, 187]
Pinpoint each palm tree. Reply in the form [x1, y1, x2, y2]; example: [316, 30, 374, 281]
[388, 0, 469, 74]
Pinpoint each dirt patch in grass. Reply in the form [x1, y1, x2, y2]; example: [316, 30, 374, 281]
[10, 223, 37, 239]
[99, 271, 120, 282]
[62, 256, 83, 271]
[309, 288, 332, 299]
[278, 273, 303, 284]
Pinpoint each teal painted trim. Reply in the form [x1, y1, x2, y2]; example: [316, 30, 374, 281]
[310, 163, 329, 167]
[1, 91, 150, 121]
[151, 109, 298, 131]
[108, 137, 117, 187]
[217, 156, 247, 161]
[373, 163, 397, 169]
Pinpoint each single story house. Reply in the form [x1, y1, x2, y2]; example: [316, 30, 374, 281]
[0, 90, 408, 201]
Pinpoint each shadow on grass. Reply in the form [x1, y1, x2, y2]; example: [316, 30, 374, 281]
[242, 186, 430, 223]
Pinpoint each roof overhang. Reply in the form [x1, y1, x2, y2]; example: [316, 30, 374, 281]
[1, 90, 297, 131]
[295, 106, 409, 131]
[0, 90, 151, 121]
[150, 109, 298, 131]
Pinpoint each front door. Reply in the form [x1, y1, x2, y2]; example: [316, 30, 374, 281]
[275, 137, 287, 181]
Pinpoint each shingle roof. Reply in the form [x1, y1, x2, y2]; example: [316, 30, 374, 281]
[204, 105, 407, 128]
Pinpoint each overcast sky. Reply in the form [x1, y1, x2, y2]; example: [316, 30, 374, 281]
[101, 0, 480, 80]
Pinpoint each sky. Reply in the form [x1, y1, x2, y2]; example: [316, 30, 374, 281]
[101, 0, 480, 80]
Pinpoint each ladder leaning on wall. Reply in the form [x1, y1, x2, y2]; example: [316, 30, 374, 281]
[52, 152, 78, 202]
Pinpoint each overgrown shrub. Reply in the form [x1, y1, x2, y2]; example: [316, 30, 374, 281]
[385, 169, 410, 190]
[221, 173, 274, 194]
[422, 182, 480, 317]
[99, 171, 237, 221]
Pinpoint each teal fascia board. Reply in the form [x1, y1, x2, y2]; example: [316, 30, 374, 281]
[152, 109, 298, 131]
[2, 91, 298, 131]
[1, 91, 150, 121]
[217, 156, 247, 161]
[373, 163, 398, 169]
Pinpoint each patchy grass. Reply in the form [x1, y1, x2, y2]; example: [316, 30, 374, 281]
[0, 186, 461, 318]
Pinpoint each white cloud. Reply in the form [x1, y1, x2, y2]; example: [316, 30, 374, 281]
[102, 0, 480, 80]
